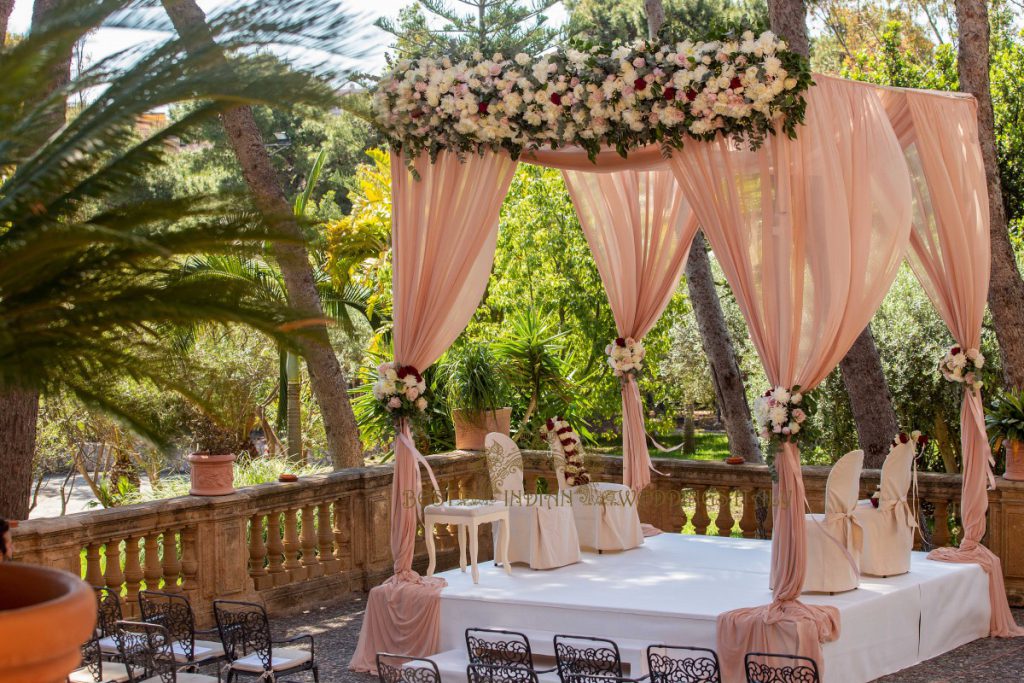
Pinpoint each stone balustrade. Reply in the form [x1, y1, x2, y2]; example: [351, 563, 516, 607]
[12, 449, 1024, 627]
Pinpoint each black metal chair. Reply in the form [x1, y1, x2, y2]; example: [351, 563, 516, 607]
[468, 662, 540, 683]
[66, 635, 131, 683]
[466, 628, 556, 676]
[376, 653, 442, 683]
[139, 590, 226, 680]
[114, 620, 218, 683]
[213, 599, 319, 682]
[646, 645, 721, 683]
[95, 587, 124, 660]
[554, 635, 646, 683]
[743, 652, 820, 683]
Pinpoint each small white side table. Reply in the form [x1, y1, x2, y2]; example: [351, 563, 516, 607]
[424, 499, 511, 584]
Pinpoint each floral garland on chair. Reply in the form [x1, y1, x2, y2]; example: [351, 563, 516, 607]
[940, 345, 984, 392]
[372, 31, 813, 164]
[372, 361, 428, 419]
[542, 416, 591, 486]
[605, 336, 645, 379]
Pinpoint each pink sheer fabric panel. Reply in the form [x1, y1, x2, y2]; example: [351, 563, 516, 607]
[879, 88, 1024, 637]
[668, 75, 913, 681]
[349, 151, 518, 672]
[562, 169, 699, 490]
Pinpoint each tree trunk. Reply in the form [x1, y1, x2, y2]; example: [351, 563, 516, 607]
[0, 0, 14, 44]
[686, 235, 763, 462]
[956, 0, 1024, 390]
[646, 1, 762, 463]
[767, 0, 900, 466]
[161, 0, 363, 469]
[0, 388, 40, 519]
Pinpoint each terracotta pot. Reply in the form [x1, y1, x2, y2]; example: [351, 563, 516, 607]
[452, 407, 512, 450]
[0, 563, 96, 683]
[1004, 439, 1024, 481]
[725, 456, 746, 465]
[187, 453, 236, 496]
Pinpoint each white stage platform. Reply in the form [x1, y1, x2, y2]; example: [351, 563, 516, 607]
[433, 534, 990, 683]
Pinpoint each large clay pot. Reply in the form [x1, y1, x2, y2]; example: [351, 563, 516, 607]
[0, 563, 96, 683]
[1005, 440, 1024, 481]
[188, 453, 236, 495]
[453, 407, 512, 450]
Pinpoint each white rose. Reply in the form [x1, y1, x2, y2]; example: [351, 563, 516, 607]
[771, 386, 791, 404]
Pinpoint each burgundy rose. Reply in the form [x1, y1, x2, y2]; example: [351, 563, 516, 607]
[685, 89, 697, 102]
[763, 389, 773, 397]
[615, 337, 627, 347]
[898, 433, 910, 444]
[557, 427, 572, 435]
[730, 77, 742, 90]
[396, 367, 409, 379]
[410, 109, 423, 119]
[951, 346, 961, 355]
[550, 92, 562, 105]
[663, 87, 677, 101]
[478, 101, 489, 114]
[634, 77, 647, 91]
[546, 418, 555, 430]
[919, 435, 930, 448]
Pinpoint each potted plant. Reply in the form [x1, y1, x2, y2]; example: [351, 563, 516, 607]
[0, 563, 96, 682]
[985, 388, 1024, 481]
[444, 343, 512, 450]
[187, 414, 243, 496]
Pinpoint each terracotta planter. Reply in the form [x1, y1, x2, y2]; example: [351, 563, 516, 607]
[188, 453, 236, 496]
[453, 407, 512, 450]
[1005, 439, 1024, 481]
[0, 563, 96, 683]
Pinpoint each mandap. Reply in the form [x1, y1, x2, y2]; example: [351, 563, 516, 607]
[348, 33, 1023, 680]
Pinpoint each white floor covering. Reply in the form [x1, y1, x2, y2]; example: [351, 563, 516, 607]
[435, 533, 990, 682]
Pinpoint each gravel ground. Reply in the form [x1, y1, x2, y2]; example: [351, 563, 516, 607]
[258, 598, 1024, 683]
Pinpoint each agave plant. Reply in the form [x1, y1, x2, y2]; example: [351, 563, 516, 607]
[0, 0, 362, 517]
[986, 389, 1024, 449]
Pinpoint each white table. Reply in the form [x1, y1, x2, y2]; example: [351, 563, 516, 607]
[424, 499, 511, 584]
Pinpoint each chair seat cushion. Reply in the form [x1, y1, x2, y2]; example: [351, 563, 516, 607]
[231, 646, 312, 673]
[68, 661, 130, 682]
[97, 635, 118, 654]
[172, 639, 225, 662]
[141, 673, 218, 683]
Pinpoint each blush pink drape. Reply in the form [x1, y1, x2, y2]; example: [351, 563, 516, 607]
[349, 151, 518, 673]
[879, 87, 1024, 638]
[562, 169, 699, 491]
[667, 75, 913, 682]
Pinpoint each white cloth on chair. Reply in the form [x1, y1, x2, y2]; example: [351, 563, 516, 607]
[550, 446, 644, 552]
[802, 449, 864, 593]
[853, 441, 917, 577]
[484, 433, 581, 569]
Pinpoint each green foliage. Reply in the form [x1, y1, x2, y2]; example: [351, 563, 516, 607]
[130, 456, 331, 503]
[987, 389, 1024, 447]
[565, 0, 768, 45]
[442, 343, 510, 415]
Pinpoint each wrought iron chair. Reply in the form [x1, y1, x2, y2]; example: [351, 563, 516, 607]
[743, 652, 820, 683]
[95, 587, 125, 660]
[468, 662, 540, 683]
[376, 653, 442, 683]
[646, 645, 721, 683]
[114, 620, 218, 683]
[213, 599, 319, 682]
[66, 635, 131, 683]
[466, 628, 556, 677]
[139, 590, 226, 680]
[554, 635, 647, 683]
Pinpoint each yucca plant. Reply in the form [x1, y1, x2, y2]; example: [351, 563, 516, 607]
[986, 389, 1024, 448]
[0, 0, 364, 517]
[443, 342, 510, 420]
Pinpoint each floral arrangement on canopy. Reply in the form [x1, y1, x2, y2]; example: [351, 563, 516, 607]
[753, 385, 812, 450]
[940, 345, 985, 391]
[373, 31, 813, 163]
[543, 416, 591, 486]
[605, 336, 645, 379]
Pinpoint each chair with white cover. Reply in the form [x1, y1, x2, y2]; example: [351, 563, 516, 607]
[802, 449, 864, 593]
[484, 433, 581, 569]
[853, 441, 917, 577]
[548, 433, 643, 553]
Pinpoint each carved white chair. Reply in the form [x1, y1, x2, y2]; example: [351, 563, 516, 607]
[802, 449, 864, 593]
[853, 441, 917, 577]
[484, 433, 581, 569]
[548, 433, 643, 553]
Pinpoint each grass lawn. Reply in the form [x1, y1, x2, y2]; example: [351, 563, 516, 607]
[591, 429, 731, 461]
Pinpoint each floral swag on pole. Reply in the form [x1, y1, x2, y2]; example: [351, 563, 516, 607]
[754, 385, 812, 453]
[940, 345, 984, 392]
[606, 336, 645, 379]
[373, 31, 813, 166]
[372, 361, 429, 417]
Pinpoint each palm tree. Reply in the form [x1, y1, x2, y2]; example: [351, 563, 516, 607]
[0, 0, 362, 518]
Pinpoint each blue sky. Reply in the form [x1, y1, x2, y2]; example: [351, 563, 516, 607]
[7, 0, 569, 77]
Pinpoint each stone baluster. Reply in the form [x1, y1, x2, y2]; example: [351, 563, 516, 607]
[716, 488, 735, 537]
[663, 484, 687, 533]
[691, 487, 711, 535]
[103, 539, 126, 605]
[180, 527, 199, 596]
[739, 489, 758, 539]
[283, 508, 303, 581]
[318, 502, 339, 574]
[266, 511, 286, 583]
[300, 504, 322, 579]
[123, 536, 144, 617]
[932, 499, 951, 548]
[333, 497, 352, 571]
[161, 529, 182, 593]
[84, 543, 104, 588]
[249, 514, 268, 586]
[143, 532, 162, 594]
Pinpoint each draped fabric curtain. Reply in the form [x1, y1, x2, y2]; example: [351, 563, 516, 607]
[879, 88, 1024, 637]
[667, 75, 913, 681]
[562, 169, 699, 490]
[349, 151, 518, 672]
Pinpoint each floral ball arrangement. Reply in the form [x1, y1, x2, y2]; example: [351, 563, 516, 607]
[606, 336, 645, 378]
[372, 362, 428, 419]
[543, 416, 591, 486]
[373, 31, 813, 164]
[754, 385, 809, 447]
[940, 345, 984, 391]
